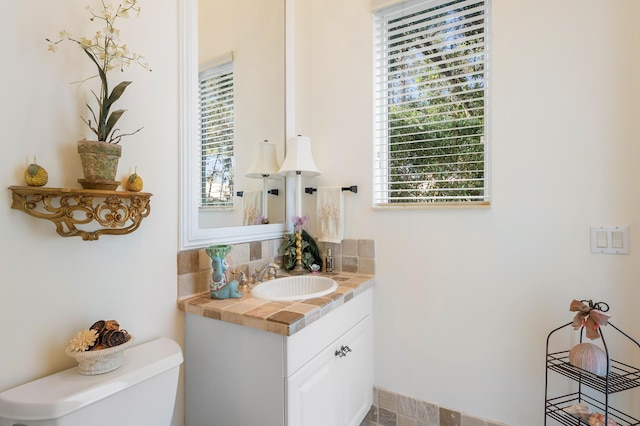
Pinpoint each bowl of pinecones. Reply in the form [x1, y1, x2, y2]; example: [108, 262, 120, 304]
[65, 320, 134, 375]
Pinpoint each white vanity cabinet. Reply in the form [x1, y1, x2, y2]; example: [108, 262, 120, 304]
[184, 288, 373, 426]
[287, 314, 372, 426]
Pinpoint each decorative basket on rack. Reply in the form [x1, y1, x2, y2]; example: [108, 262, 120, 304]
[65, 335, 135, 375]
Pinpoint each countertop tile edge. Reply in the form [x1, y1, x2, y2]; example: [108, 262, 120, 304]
[178, 273, 374, 336]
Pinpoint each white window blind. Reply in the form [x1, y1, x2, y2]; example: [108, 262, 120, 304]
[373, 0, 490, 206]
[199, 61, 235, 208]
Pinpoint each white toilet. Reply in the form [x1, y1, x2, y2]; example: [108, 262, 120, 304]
[0, 337, 183, 426]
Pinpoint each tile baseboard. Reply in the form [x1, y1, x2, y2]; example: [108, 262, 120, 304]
[360, 386, 508, 426]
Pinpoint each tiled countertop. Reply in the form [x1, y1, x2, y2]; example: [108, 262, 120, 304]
[177, 272, 374, 336]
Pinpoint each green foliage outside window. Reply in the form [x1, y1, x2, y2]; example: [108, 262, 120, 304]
[378, 0, 488, 204]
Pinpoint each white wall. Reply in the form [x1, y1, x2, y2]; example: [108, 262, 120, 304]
[3, 1, 640, 425]
[0, 0, 182, 424]
[294, 0, 640, 424]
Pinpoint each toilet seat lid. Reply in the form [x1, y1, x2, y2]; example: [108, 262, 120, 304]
[0, 337, 183, 421]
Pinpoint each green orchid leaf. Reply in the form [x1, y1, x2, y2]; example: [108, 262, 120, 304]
[82, 48, 108, 90]
[81, 48, 111, 140]
[105, 81, 132, 110]
[104, 109, 127, 140]
[86, 102, 98, 126]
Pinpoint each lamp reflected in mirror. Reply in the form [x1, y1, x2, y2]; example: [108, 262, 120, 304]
[245, 140, 282, 224]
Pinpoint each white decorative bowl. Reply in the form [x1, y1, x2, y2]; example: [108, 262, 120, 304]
[65, 335, 135, 375]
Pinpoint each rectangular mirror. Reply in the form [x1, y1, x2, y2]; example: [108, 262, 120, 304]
[179, 0, 289, 249]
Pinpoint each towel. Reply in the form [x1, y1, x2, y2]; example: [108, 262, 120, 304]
[317, 186, 344, 243]
[242, 190, 262, 225]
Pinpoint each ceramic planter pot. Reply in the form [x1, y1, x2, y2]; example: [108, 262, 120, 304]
[77, 140, 122, 190]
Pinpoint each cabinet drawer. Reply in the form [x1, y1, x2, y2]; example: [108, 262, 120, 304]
[286, 288, 373, 376]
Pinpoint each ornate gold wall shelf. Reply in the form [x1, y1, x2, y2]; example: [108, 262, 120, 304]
[8, 186, 152, 240]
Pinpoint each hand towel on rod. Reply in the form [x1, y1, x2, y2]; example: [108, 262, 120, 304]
[317, 186, 344, 243]
[242, 190, 262, 225]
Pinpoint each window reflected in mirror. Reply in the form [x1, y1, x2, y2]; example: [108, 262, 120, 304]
[198, 55, 235, 209]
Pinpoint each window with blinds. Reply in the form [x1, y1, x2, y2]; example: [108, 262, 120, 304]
[198, 61, 235, 208]
[373, 0, 490, 206]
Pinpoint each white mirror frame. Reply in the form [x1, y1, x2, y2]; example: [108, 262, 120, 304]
[178, 0, 293, 250]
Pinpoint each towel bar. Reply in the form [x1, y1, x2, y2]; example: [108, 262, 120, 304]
[236, 189, 279, 197]
[305, 186, 357, 194]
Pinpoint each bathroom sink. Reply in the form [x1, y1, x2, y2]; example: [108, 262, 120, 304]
[250, 276, 338, 302]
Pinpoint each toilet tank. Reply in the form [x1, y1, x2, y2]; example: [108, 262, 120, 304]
[0, 337, 183, 426]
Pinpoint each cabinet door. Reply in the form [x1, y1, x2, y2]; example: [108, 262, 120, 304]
[287, 315, 373, 426]
[287, 346, 340, 426]
[337, 315, 374, 426]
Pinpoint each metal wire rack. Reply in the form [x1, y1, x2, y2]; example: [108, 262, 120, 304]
[544, 301, 640, 426]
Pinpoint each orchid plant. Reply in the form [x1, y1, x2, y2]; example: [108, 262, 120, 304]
[291, 215, 310, 233]
[46, 0, 150, 144]
[279, 215, 323, 271]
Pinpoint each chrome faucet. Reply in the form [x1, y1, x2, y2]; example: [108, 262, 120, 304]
[252, 262, 280, 283]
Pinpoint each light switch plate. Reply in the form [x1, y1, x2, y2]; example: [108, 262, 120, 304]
[590, 225, 629, 254]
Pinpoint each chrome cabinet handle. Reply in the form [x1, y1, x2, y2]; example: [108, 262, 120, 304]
[334, 345, 352, 358]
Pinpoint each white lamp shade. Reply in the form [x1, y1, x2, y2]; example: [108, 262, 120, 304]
[245, 140, 281, 179]
[278, 136, 321, 177]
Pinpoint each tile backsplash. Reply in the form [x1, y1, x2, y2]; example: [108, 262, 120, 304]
[177, 238, 375, 300]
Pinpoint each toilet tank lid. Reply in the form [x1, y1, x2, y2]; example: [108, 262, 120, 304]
[0, 337, 183, 421]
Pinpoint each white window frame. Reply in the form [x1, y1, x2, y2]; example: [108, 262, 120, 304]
[198, 56, 235, 209]
[373, 0, 491, 207]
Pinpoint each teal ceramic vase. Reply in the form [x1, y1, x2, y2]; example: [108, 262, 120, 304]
[205, 245, 242, 300]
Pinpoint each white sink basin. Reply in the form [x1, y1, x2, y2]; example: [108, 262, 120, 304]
[250, 276, 338, 302]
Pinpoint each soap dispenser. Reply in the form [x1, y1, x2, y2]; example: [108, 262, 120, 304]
[325, 249, 334, 273]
